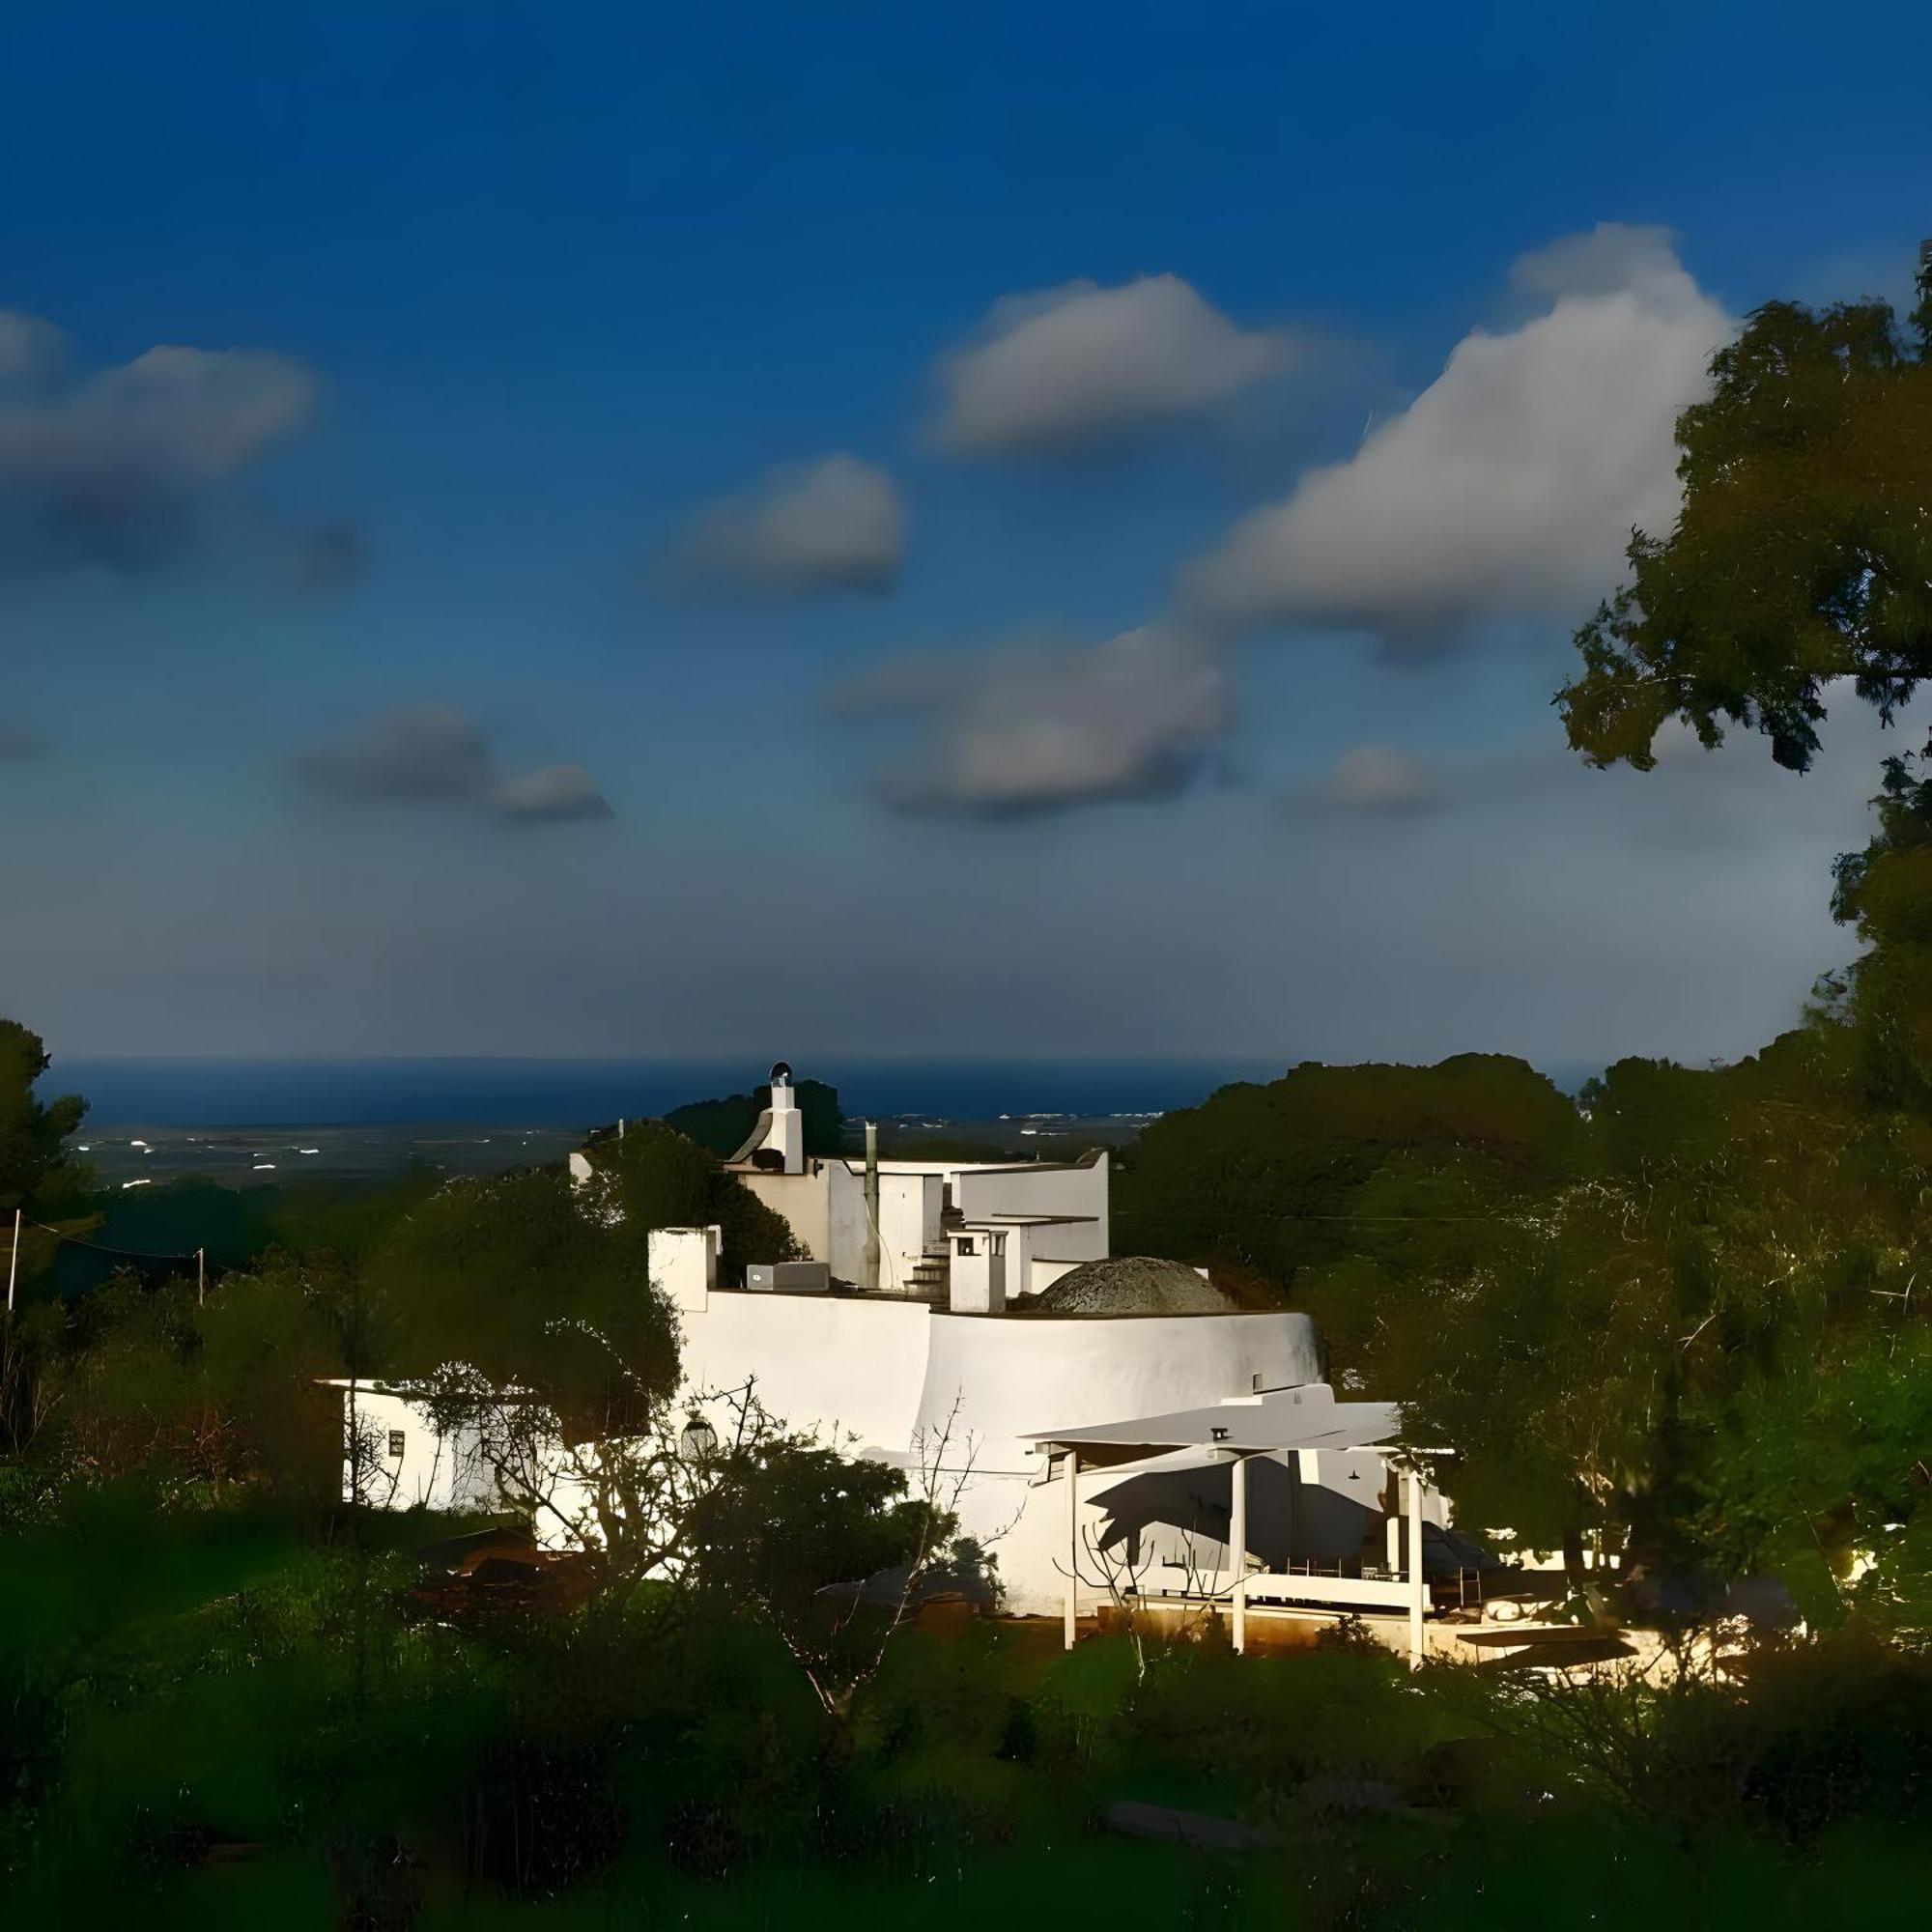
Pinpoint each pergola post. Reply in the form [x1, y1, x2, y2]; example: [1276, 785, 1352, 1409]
[1064, 1447, 1079, 1651]
[1406, 1463, 1426, 1669]
[1230, 1452, 1248, 1656]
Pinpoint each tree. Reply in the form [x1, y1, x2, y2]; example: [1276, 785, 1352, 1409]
[665, 1078, 844, 1160]
[1115, 1054, 1584, 1306]
[1114, 1042, 1932, 1620]
[357, 1137, 801, 1583]
[680, 1396, 983, 1722]
[1543, 269, 1932, 1626]
[0, 1019, 89, 1214]
[1558, 294, 1932, 776]
[579, 1120, 801, 1273]
[21, 1254, 346, 1499]
[368, 1165, 678, 1438]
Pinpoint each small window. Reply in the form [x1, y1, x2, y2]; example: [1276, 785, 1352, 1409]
[386, 1430, 406, 1459]
[957, 1236, 977, 1256]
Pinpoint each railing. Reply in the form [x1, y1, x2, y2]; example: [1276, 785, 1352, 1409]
[1133, 1558, 1416, 1615]
[1243, 1571, 1415, 1612]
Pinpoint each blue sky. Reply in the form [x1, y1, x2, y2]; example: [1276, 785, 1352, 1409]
[4, 2, 1931, 1068]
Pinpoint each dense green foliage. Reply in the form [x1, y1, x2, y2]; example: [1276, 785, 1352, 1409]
[1115, 1030, 1932, 1624]
[0, 1019, 89, 1214]
[1558, 297, 1932, 774]
[582, 1118, 804, 1270]
[6, 1511, 1932, 1926]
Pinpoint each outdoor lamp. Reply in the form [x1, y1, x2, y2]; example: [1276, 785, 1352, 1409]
[677, 1414, 720, 1462]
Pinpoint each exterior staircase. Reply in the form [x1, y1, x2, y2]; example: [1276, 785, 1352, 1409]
[903, 1238, 951, 1301]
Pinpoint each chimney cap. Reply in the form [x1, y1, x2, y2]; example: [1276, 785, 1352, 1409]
[770, 1060, 792, 1085]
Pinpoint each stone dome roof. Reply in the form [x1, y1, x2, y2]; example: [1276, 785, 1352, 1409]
[1024, 1255, 1237, 1317]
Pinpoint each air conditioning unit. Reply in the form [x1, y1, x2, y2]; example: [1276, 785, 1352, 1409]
[746, 1261, 830, 1293]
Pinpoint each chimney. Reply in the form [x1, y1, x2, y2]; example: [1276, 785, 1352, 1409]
[948, 1227, 1007, 1316]
[649, 1225, 720, 1314]
[763, 1061, 805, 1175]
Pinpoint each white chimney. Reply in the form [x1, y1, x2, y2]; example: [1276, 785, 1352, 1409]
[650, 1224, 721, 1314]
[949, 1226, 1007, 1315]
[764, 1061, 804, 1175]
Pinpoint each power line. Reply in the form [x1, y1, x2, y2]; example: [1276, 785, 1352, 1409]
[23, 1214, 202, 1265]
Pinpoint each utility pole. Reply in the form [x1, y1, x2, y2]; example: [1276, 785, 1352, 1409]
[863, 1121, 881, 1294]
[6, 1207, 18, 1317]
[196, 1246, 206, 1308]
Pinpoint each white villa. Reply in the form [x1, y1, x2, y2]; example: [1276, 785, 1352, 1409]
[343, 1063, 1476, 1658]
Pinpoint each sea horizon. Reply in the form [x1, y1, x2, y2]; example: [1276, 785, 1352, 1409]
[42, 1052, 1604, 1129]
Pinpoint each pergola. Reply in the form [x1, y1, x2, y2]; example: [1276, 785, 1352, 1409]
[1026, 1383, 1445, 1667]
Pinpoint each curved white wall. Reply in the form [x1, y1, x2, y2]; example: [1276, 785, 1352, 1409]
[916, 1309, 1322, 1615]
[676, 1292, 932, 1457]
[672, 1295, 1323, 1617]
[917, 1310, 1321, 1475]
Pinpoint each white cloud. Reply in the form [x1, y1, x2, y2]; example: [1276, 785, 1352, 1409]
[932, 273, 1294, 454]
[493, 763, 614, 822]
[840, 622, 1229, 816]
[296, 704, 494, 803]
[0, 310, 68, 383]
[296, 706, 613, 827]
[1187, 224, 1730, 644]
[0, 317, 316, 566]
[1315, 743, 1437, 811]
[674, 452, 905, 596]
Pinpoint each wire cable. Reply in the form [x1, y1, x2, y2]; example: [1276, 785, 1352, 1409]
[22, 1215, 201, 1265]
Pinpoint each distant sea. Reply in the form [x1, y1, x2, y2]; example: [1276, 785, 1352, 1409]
[43, 1055, 1601, 1129]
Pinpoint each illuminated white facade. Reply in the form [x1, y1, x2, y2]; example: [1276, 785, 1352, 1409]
[345, 1064, 1459, 1631]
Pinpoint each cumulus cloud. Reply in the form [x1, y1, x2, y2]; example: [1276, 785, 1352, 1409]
[1276, 696, 1906, 864]
[0, 310, 68, 384]
[1187, 225, 1731, 645]
[295, 705, 612, 826]
[0, 313, 317, 567]
[838, 622, 1229, 816]
[932, 273, 1295, 454]
[672, 453, 905, 596]
[493, 763, 614, 822]
[1311, 743, 1437, 812]
[296, 705, 494, 804]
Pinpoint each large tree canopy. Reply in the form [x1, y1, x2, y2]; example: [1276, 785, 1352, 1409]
[1117, 1039, 1932, 1623]
[1558, 296, 1932, 773]
[0, 1019, 88, 1214]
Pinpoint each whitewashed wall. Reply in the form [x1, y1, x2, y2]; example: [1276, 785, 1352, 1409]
[676, 1291, 933, 1458]
[338, 1385, 498, 1515]
[672, 1296, 1322, 1615]
[952, 1156, 1108, 1260]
